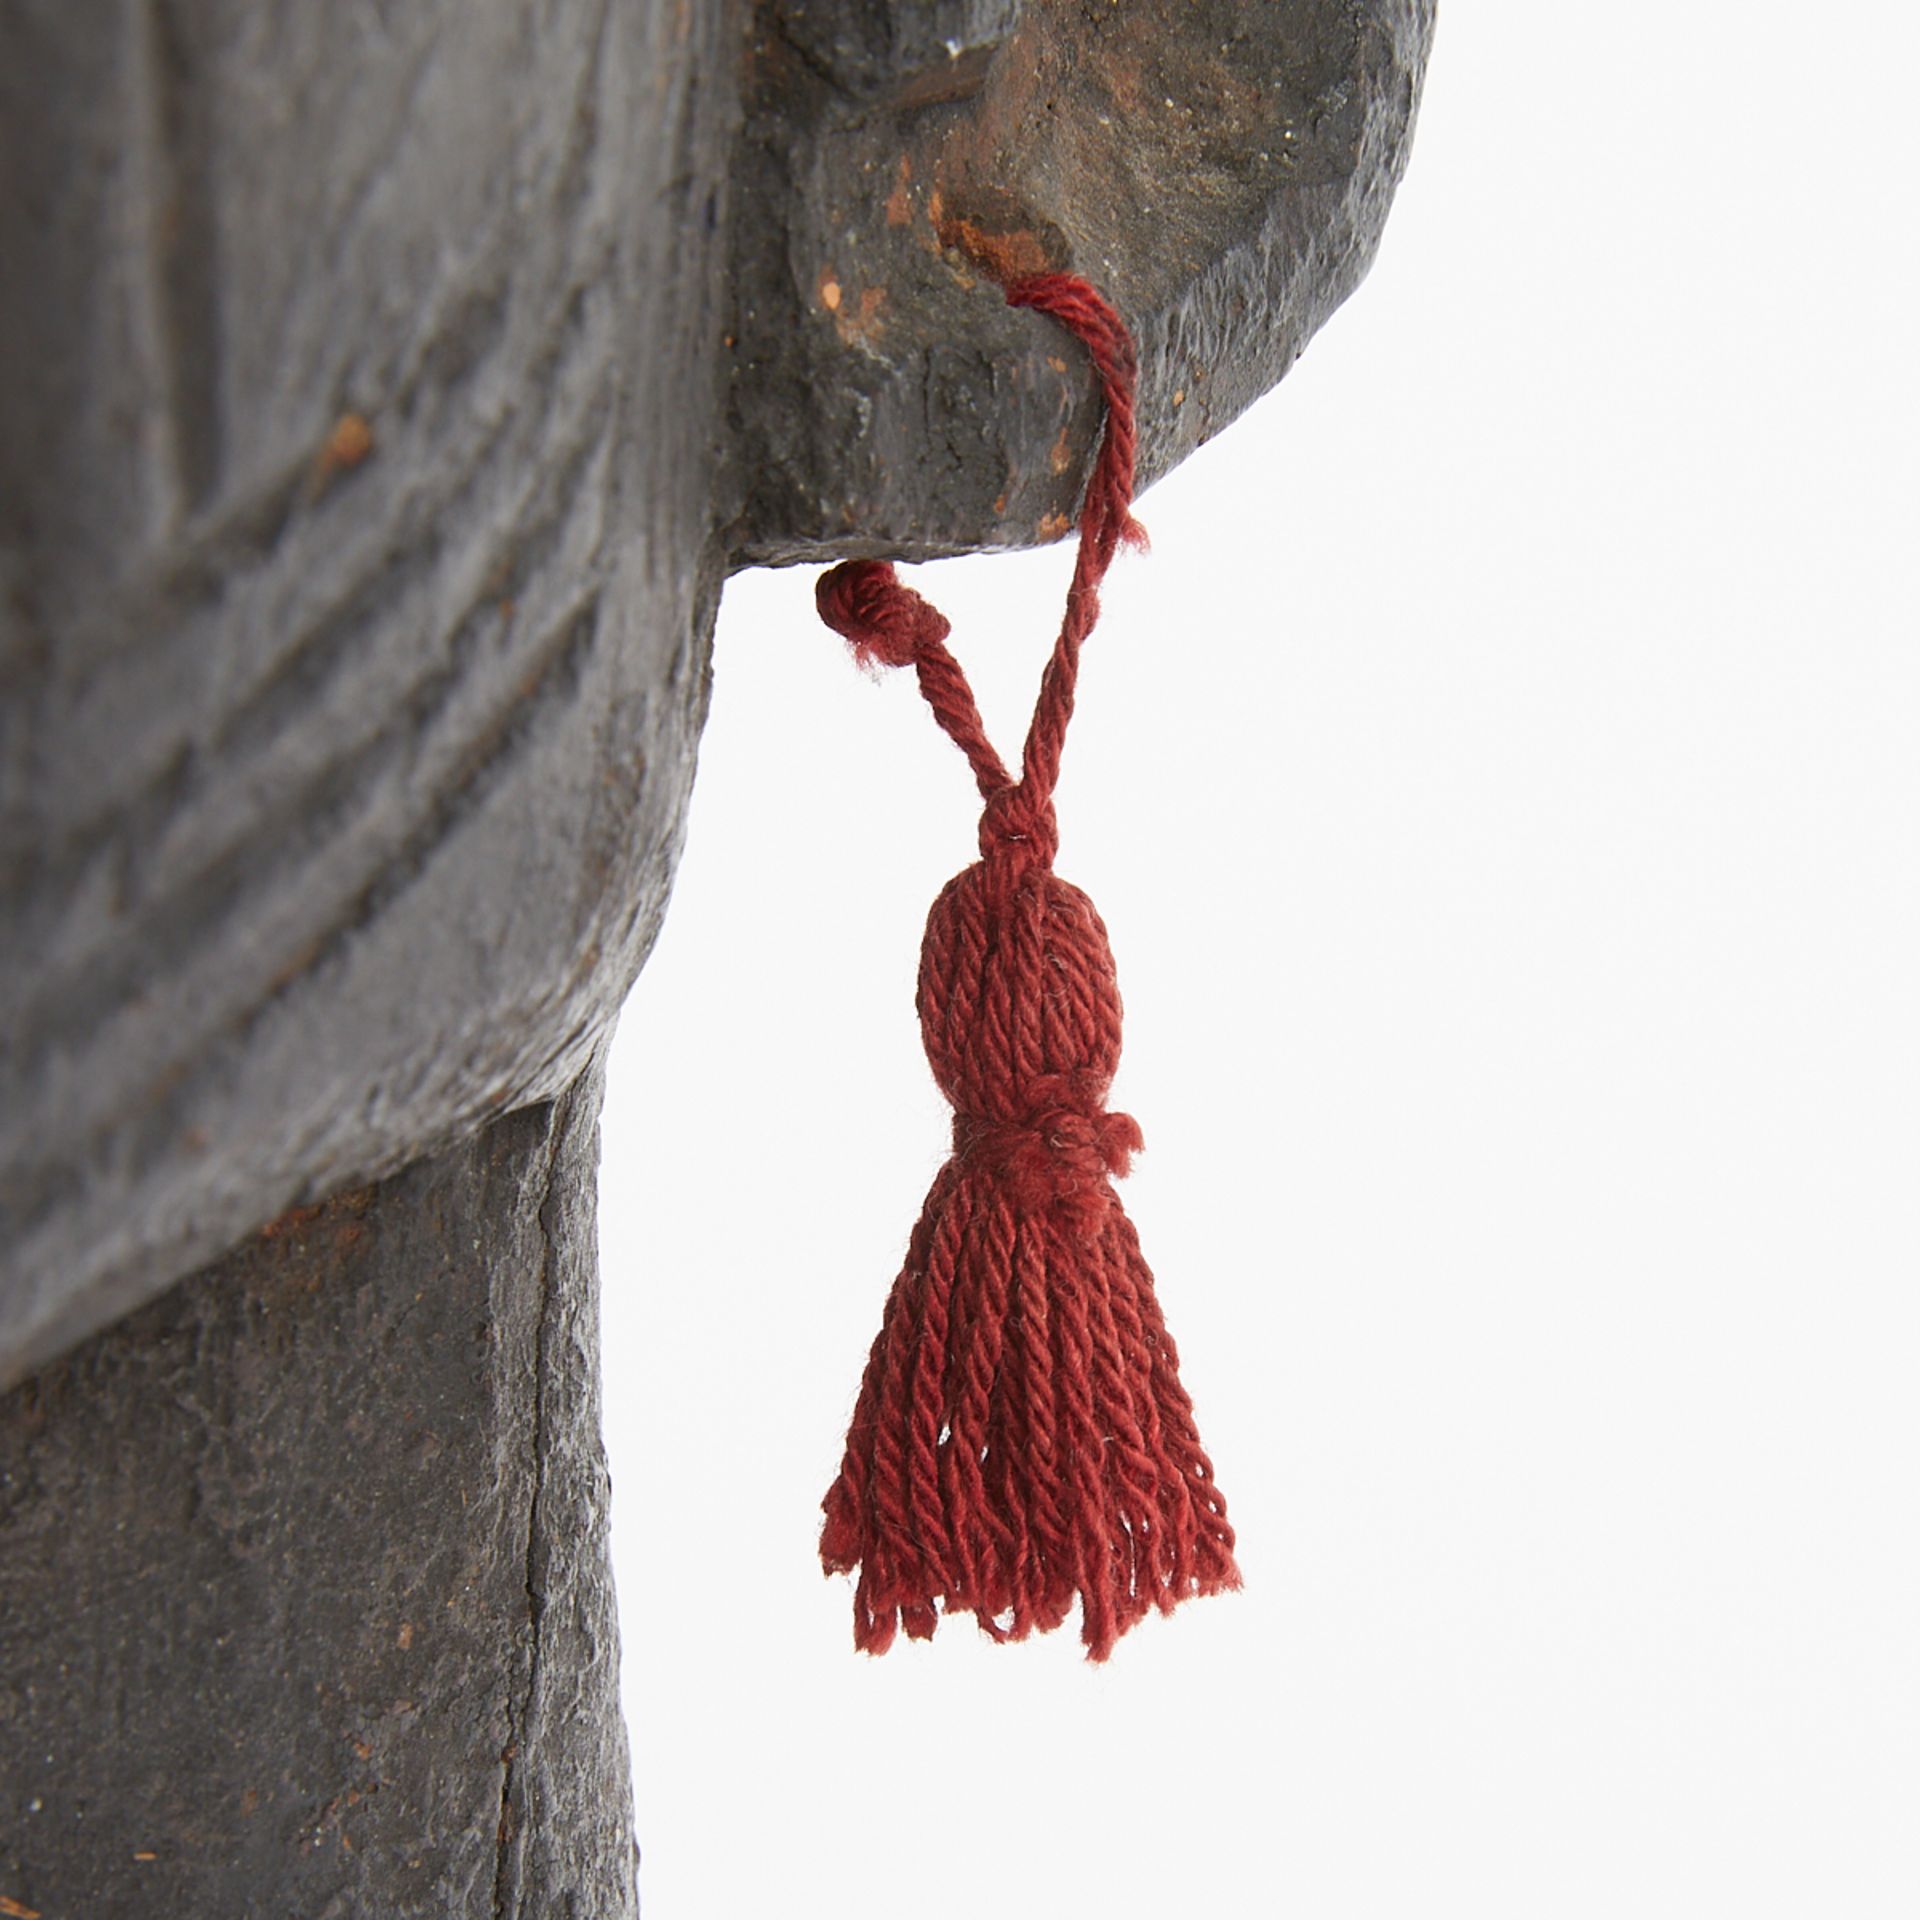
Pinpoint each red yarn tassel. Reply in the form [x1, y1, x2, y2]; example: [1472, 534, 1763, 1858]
[814, 277, 1239, 1660]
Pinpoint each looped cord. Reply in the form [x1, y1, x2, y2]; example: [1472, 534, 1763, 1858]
[814, 273, 1146, 863]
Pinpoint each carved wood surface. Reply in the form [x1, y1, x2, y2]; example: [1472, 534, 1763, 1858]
[0, 1073, 633, 1914]
[0, 0, 1433, 1383]
[0, 0, 735, 1382]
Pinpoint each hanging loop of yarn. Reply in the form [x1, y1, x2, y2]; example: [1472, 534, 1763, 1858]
[813, 273, 1239, 1661]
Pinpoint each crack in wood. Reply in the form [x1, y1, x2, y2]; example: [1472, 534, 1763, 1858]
[143, 0, 224, 516]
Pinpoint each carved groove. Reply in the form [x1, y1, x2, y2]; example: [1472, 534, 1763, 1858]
[3, 278, 619, 1041]
[145, 0, 224, 514]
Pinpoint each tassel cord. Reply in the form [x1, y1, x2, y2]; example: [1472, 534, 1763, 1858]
[811, 272, 1239, 1661]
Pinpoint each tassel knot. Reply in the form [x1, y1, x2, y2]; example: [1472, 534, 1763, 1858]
[953, 1108, 1144, 1216]
[977, 783, 1058, 867]
[815, 559, 946, 670]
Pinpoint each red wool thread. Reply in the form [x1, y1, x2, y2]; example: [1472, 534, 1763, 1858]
[814, 274, 1240, 1661]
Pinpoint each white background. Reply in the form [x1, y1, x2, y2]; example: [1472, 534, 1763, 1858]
[600, 9, 1920, 1916]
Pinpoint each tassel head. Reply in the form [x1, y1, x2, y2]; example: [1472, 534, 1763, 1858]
[919, 853, 1119, 1125]
[925, 855, 1142, 1219]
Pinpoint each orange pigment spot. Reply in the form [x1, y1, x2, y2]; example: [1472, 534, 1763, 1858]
[937, 217, 1051, 285]
[886, 156, 913, 228]
[319, 412, 373, 475]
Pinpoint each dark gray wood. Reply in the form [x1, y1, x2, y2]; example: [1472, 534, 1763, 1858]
[725, 0, 1435, 566]
[0, 1070, 632, 1916]
[0, 0, 737, 1384]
